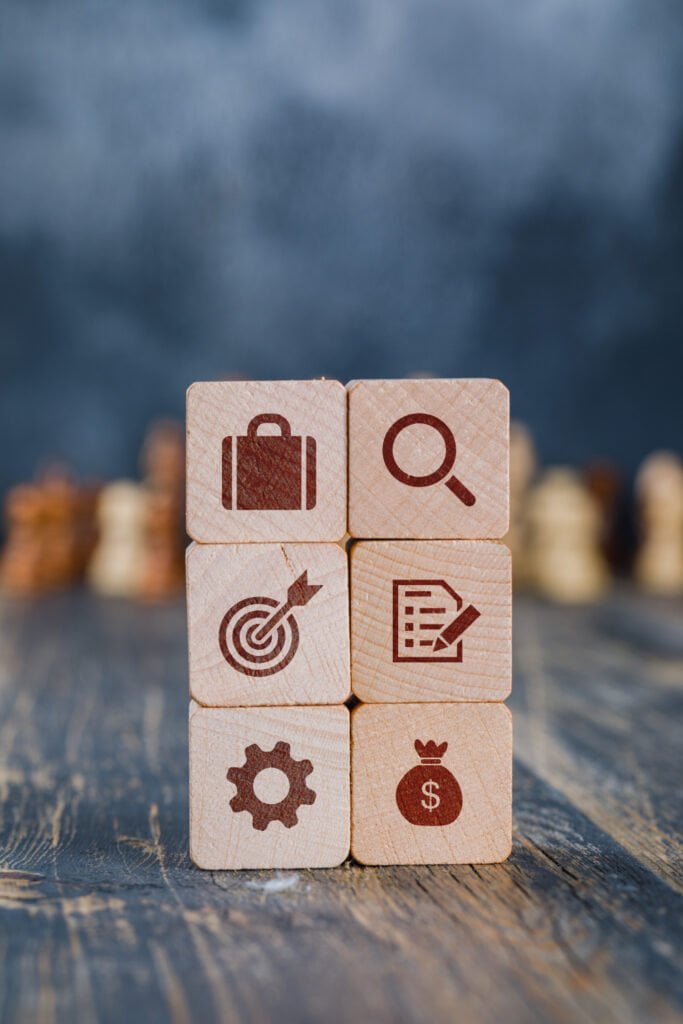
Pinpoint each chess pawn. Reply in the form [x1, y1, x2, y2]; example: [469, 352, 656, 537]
[510, 422, 537, 504]
[526, 468, 610, 603]
[137, 419, 185, 601]
[634, 452, 683, 595]
[73, 484, 101, 577]
[1, 484, 48, 594]
[38, 471, 83, 588]
[585, 461, 622, 569]
[141, 420, 184, 494]
[506, 422, 536, 587]
[88, 481, 148, 597]
[137, 489, 185, 602]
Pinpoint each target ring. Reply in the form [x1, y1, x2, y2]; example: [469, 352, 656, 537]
[219, 596, 300, 677]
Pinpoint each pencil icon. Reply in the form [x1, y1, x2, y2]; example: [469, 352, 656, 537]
[432, 604, 481, 653]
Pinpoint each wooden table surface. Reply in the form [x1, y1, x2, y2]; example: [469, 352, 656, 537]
[0, 589, 681, 1024]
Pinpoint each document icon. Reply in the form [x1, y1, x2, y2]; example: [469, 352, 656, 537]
[392, 580, 481, 663]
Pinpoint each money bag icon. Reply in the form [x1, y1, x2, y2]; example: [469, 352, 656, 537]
[395, 740, 463, 827]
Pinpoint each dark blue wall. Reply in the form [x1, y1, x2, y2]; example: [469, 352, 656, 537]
[1, 0, 681, 491]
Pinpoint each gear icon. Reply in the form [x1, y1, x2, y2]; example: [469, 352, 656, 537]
[226, 741, 316, 831]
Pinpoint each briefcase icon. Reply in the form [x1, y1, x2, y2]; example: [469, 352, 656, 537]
[222, 413, 317, 511]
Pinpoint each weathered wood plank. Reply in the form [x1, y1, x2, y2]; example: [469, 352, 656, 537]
[514, 596, 683, 891]
[0, 592, 680, 1024]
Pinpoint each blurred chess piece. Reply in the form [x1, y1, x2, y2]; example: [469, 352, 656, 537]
[1, 484, 49, 594]
[634, 452, 683, 596]
[137, 419, 185, 601]
[141, 419, 185, 496]
[506, 422, 537, 586]
[74, 483, 101, 577]
[526, 468, 610, 603]
[38, 471, 81, 589]
[585, 460, 622, 569]
[137, 488, 186, 601]
[1, 468, 98, 595]
[88, 481, 148, 598]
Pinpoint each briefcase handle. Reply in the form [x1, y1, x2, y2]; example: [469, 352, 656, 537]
[246, 413, 292, 439]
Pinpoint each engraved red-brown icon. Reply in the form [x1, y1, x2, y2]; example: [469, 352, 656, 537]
[395, 740, 463, 826]
[382, 413, 476, 506]
[227, 741, 316, 831]
[222, 414, 317, 511]
[392, 579, 481, 663]
[218, 570, 322, 677]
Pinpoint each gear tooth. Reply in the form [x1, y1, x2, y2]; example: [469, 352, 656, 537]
[227, 741, 318, 833]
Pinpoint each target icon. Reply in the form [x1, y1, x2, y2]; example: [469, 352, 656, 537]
[218, 571, 322, 678]
[219, 596, 299, 677]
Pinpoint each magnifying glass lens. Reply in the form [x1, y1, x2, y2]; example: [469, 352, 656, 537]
[382, 413, 476, 507]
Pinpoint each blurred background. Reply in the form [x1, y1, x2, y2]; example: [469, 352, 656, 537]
[1, 0, 682, 601]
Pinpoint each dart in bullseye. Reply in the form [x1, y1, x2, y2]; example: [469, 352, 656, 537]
[252, 572, 323, 642]
[218, 570, 323, 678]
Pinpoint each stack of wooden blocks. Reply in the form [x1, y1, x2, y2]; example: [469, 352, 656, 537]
[187, 379, 511, 869]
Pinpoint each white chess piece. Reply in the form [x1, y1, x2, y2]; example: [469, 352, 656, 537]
[634, 452, 683, 596]
[88, 481, 148, 597]
[527, 468, 610, 602]
[506, 423, 536, 586]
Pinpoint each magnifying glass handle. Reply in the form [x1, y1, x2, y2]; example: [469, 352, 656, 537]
[445, 475, 476, 506]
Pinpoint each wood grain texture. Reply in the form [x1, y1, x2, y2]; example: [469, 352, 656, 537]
[187, 542, 350, 706]
[348, 378, 509, 539]
[186, 380, 347, 543]
[189, 704, 350, 869]
[0, 590, 681, 1023]
[351, 540, 511, 701]
[351, 703, 512, 864]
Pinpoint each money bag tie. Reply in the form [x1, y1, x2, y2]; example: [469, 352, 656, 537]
[395, 740, 463, 826]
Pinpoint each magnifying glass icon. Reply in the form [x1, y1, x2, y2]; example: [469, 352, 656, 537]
[382, 413, 476, 507]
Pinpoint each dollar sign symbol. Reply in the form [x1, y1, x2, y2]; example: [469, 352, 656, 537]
[421, 779, 440, 812]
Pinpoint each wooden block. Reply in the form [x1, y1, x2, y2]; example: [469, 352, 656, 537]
[351, 703, 511, 865]
[350, 540, 511, 702]
[189, 703, 350, 869]
[187, 541, 350, 707]
[348, 379, 509, 539]
[187, 379, 347, 543]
